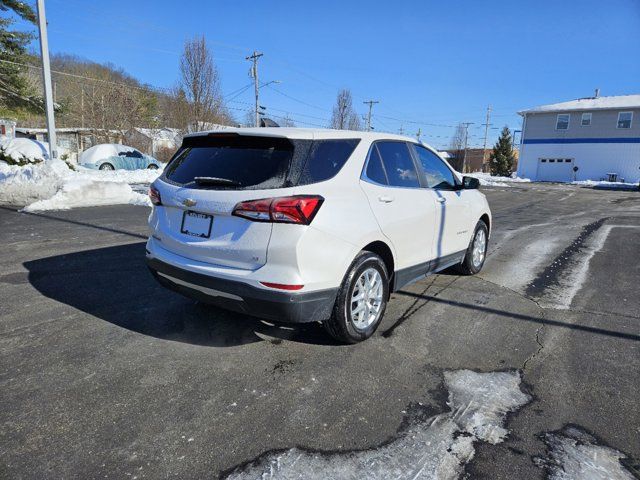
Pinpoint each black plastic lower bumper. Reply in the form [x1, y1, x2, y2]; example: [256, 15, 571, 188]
[146, 257, 338, 323]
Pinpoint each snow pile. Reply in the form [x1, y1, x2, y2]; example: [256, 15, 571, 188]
[535, 426, 635, 480]
[77, 165, 162, 184]
[0, 137, 50, 163]
[225, 370, 531, 480]
[572, 180, 638, 190]
[0, 159, 158, 210]
[466, 172, 532, 187]
[0, 159, 71, 204]
[23, 176, 150, 212]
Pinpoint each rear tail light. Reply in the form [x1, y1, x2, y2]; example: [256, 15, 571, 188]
[149, 186, 162, 206]
[233, 195, 324, 225]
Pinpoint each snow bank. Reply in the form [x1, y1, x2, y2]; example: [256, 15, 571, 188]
[0, 160, 71, 204]
[23, 177, 150, 212]
[0, 137, 50, 163]
[0, 159, 159, 210]
[226, 370, 531, 480]
[466, 172, 531, 187]
[77, 165, 162, 184]
[572, 180, 638, 189]
[535, 426, 634, 480]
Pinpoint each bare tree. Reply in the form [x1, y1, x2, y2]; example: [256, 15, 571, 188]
[448, 123, 466, 171]
[179, 35, 223, 131]
[330, 89, 361, 130]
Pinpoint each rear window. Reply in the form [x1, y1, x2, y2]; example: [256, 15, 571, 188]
[163, 134, 359, 189]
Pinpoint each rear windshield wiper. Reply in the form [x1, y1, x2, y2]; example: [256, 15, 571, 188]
[192, 176, 242, 187]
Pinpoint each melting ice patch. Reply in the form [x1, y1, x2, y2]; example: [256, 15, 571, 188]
[535, 425, 635, 480]
[225, 370, 531, 480]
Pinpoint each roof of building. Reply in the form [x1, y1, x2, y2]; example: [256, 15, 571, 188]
[518, 94, 640, 115]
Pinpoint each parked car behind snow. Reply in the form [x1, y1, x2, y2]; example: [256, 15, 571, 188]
[79, 144, 161, 171]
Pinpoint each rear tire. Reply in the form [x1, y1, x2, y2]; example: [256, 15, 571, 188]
[147, 164, 159, 170]
[99, 163, 114, 171]
[323, 252, 389, 344]
[456, 220, 489, 275]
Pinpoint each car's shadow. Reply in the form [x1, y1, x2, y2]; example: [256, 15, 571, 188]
[24, 242, 336, 347]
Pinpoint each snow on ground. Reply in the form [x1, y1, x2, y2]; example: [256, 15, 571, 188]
[226, 370, 531, 480]
[466, 172, 531, 187]
[0, 160, 69, 205]
[23, 176, 150, 212]
[535, 426, 635, 480]
[0, 159, 160, 210]
[572, 180, 638, 190]
[76, 165, 161, 184]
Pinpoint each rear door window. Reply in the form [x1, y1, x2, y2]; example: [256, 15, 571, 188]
[364, 145, 388, 185]
[164, 135, 358, 190]
[375, 141, 420, 188]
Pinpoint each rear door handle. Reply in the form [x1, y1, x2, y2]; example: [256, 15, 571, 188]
[378, 196, 394, 203]
[436, 197, 447, 203]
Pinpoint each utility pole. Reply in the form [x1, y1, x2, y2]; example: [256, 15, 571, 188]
[461, 122, 474, 173]
[398, 124, 404, 135]
[416, 128, 422, 141]
[36, 0, 57, 160]
[481, 105, 492, 172]
[246, 51, 263, 127]
[363, 100, 379, 132]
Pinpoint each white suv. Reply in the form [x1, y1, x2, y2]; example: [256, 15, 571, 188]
[146, 128, 491, 343]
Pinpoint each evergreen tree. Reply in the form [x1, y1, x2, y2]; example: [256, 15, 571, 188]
[0, 0, 39, 114]
[489, 126, 516, 176]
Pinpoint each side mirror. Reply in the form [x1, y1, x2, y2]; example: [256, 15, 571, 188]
[462, 176, 480, 189]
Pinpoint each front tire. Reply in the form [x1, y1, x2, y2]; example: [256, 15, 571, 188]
[323, 252, 389, 344]
[99, 163, 114, 171]
[147, 164, 159, 170]
[456, 220, 489, 275]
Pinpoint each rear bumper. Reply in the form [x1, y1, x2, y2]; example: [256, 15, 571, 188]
[146, 257, 338, 323]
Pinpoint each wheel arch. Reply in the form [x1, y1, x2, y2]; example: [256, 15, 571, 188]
[479, 213, 491, 234]
[361, 240, 395, 281]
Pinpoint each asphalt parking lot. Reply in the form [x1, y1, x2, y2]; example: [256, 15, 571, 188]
[1, 183, 638, 479]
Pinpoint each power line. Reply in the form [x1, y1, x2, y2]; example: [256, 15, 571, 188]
[265, 84, 329, 112]
[0, 58, 173, 94]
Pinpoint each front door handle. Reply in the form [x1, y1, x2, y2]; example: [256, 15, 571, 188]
[378, 196, 394, 203]
[436, 197, 447, 203]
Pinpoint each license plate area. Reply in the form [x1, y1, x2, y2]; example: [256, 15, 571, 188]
[181, 211, 213, 238]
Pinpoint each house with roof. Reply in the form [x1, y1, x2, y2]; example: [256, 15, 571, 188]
[517, 92, 640, 183]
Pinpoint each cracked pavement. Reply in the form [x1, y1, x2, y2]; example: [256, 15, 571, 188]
[0, 183, 638, 479]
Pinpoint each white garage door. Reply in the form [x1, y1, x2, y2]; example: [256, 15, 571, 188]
[536, 158, 574, 182]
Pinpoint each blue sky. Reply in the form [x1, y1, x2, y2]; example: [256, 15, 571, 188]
[14, 0, 640, 149]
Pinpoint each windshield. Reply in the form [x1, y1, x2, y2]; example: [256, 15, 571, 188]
[163, 134, 359, 190]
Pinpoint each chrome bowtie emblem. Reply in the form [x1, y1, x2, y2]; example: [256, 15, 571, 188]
[182, 198, 197, 207]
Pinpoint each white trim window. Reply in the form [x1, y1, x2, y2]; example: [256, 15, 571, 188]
[581, 112, 592, 126]
[556, 113, 570, 130]
[617, 111, 633, 129]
